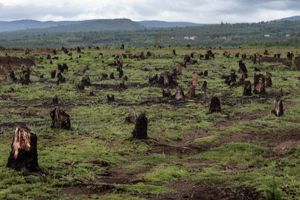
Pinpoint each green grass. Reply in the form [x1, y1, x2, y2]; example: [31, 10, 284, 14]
[0, 47, 299, 199]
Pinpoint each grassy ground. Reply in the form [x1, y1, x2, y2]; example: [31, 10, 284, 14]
[0, 47, 299, 200]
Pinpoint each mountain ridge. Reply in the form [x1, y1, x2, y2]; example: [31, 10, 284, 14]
[0, 16, 300, 33]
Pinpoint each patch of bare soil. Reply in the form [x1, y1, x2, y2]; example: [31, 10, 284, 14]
[273, 140, 300, 155]
[148, 130, 217, 155]
[219, 133, 258, 144]
[61, 164, 148, 197]
[62, 183, 118, 197]
[92, 83, 149, 90]
[0, 56, 35, 76]
[258, 132, 300, 155]
[153, 181, 265, 200]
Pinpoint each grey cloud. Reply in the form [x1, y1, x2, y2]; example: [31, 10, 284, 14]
[0, 0, 299, 23]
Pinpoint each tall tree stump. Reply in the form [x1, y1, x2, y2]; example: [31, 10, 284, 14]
[272, 97, 284, 117]
[209, 97, 221, 113]
[243, 81, 252, 96]
[132, 113, 148, 139]
[7, 126, 40, 172]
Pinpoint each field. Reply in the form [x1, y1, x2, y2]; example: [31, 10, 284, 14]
[0, 47, 299, 200]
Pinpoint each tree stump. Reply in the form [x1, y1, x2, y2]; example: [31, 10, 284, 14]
[265, 72, 272, 87]
[238, 60, 248, 76]
[192, 72, 198, 86]
[132, 113, 148, 139]
[7, 126, 40, 172]
[253, 74, 266, 94]
[20, 67, 31, 85]
[9, 71, 18, 82]
[175, 87, 184, 101]
[209, 97, 221, 113]
[186, 85, 196, 98]
[51, 95, 60, 105]
[50, 108, 71, 129]
[107, 94, 115, 103]
[56, 72, 66, 85]
[162, 88, 172, 98]
[125, 108, 137, 124]
[272, 97, 284, 117]
[81, 76, 91, 87]
[201, 81, 208, 92]
[243, 81, 252, 96]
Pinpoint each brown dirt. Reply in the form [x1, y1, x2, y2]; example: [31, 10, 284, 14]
[152, 181, 265, 200]
[148, 130, 217, 155]
[0, 56, 35, 76]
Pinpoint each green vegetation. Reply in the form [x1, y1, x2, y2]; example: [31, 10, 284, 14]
[0, 21, 300, 48]
[0, 47, 299, 199]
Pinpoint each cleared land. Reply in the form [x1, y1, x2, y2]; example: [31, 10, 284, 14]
[0, 47, 299, 200]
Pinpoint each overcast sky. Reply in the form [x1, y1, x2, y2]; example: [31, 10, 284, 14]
[0, 0, 299, 23]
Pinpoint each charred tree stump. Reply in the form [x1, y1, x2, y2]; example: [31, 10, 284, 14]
[7, 126, 40, 172]
[162, 88, 172, 98]
[9, 71, 18, 82]
[56, 72, 66, 85]
[132, 113, 148, 139]
[107, 94, 115, 103]
[50, 108, 71, 129]
[209, 97, 221, 113]
[20, 68, 31, 85]
[272, 97, 284, 117]
[265, 72, 272, 87]
[51, 95, 60, 105]
[81, 76, 91, 87]
[201, 81, 208, 92]
[243, 81, 252, 96]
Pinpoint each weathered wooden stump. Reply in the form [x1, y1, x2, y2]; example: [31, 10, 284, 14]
[51, 95, 59, 105]
[186, 85, 196, 98]
[107, 94, 115, 103]
[175, 87, 184, 101]
[20, 67, 31, 85]
[265, 72, 272, 87]
[272, 97, 284, 117]
[132, 113, 148, 139]
[243, 81, 252, 96]
[201, 81, 208, 92]
[81, 76, 91, 87]
[174, 63, 183, 76]
[225, 70, 237, 86]
[162, 88, 172, 98]
[110, 73, 115, 79]
[239, 60, 248, 75]
[172, 49, 177, 56]
[125, 108, 137, 124]
[9, 71, 18, 82]
[192, 72, 198, 86]
[56, 72, 66, 85]
[253, 74, 266, 94]
[209, 97, 221, 113]
[7, 126, 40, 172]
[50, 108, 71, 129]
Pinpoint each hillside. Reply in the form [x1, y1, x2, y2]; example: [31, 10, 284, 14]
[1, 20, 300, 48]
[0, 19, 143, 33]
[0, 20, 80, 32]
[138, 20, 201, 28]
[278, 16, 300, 22]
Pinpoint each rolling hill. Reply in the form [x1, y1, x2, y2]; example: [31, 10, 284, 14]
[0, 19, 143, 33]
[138, 20, 202, 28]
